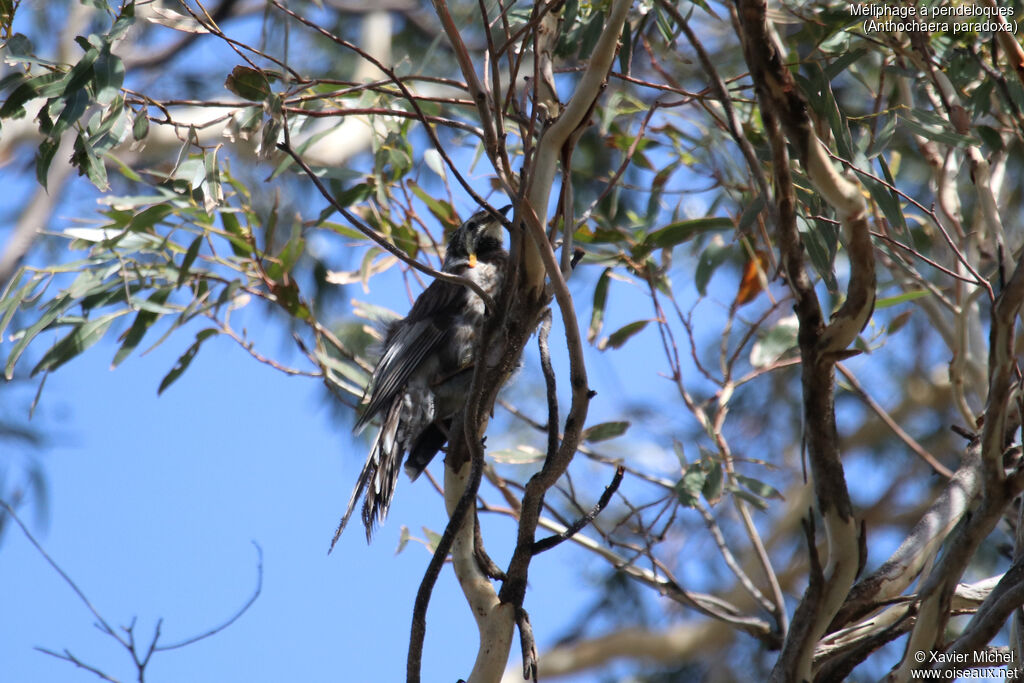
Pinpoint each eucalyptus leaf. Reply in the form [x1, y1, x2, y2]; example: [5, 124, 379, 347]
[32, 312, 124, 376]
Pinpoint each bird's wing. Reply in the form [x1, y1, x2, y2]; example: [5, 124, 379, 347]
[353, 280, 466, 433]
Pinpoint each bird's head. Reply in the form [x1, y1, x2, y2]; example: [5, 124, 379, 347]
[445, 204, 511, 269]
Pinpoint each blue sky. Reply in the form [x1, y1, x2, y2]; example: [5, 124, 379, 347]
[1, 305, 621, 682]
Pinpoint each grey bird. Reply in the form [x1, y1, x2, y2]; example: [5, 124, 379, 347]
[334, 204, 510, 543]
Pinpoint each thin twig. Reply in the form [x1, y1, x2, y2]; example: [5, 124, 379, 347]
[276, 141, 498, 312]
[532, 465, 624, 554]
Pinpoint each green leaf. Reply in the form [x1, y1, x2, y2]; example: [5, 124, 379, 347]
[867, 114, 897, 158]
[798, 67, 852, 160]
[64, 45, 100, 94]
[395, 525, 411, 555]
[642, 217, 733, 251]
[749, 315, 798, 368]
[6, 34, 34, 58]
[224, 65, 272, 102]
[581, 421, 630, 443]
[31, 312, 123, 376]
[408, 180, 456, 228]
[798, 216, 838, 293]
[112, 289, 172, 368]
[0, 80, 36, 119]
[334, 181, 374, 209]
[5, 296, 78, 379]
[976, 125, 1004, 153]
[0, 271, 42, 342]
[730, 487, 768, 510]
[823, 48, 867, 81]
[901, 114, 976, 148]
[35, 138, 60, 190]
[675, 465, 708, 508]
[875, 289, 930, 309]
[887, 309, 913, 336]
[177, 235, 203, 287]
[93, 48, 125, 105]
[555, 0, 580, 56]
[158, 328, 219, 395]
[702, 461, 723, 504]
[421, 526, 442, 554]
[128, 204, 172, 232]
[50, 85, 90, 140]
[108, 1, 137, 43]
[695, 240, 730, 296]
[203, 146, 223, 212]
[221, 212, 251, 257]
[599, 320, 649, 350]
[132, 107, 149, 140]
[423, 149, 445, 179]
[618, 21, 632, 76]
[578, 10, 607, 57]
[735, 474, 783, 501]
[489, 445, 545, 464]
[71, 132, 109, 190]
[737, 196, 766, 233]
[278, 233, 305, 275]
[588, 267, 611, 344]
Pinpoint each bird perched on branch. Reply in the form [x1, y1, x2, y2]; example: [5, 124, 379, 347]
[333, 204, 511, 545]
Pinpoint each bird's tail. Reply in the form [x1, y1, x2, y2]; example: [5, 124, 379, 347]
[404, 421, 449, 481]
[329, 402, 405, 551]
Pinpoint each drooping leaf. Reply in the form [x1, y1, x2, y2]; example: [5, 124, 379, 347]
[490, 445, 545, 464]
[31, 312, 124, 376]
[132, 107, 149, 141]
[63, 45, 100, 94]
[618, 20, 633, 76]
[221, 211, 252, 257]
[112, 289, 173, 368]
[35, 138, 59, 189]
[157, 328, 219, 395]
[0, 271, 43, 342]
[750, 315, 798, 368]
[224, 65, 272, 101]
[408, 180, 456, 229]
[702, 461, 724, 505]
[642, 216, 733, 252]
[581, 421, 630, 443]
[729, 487, 768, 510]
[732, 250, 769, 309]
[798, 217, 838, 293]
[71, 132, 109, 190]
[395, 526, 411, 555]
[421, 526, 442, 554]
[695, 239, 730, 296]
[887, 309, 913, 336]
[867, 113, 897, 158]
[735, 474, 784, 501]
[333, 181, 374, 210]
[901, 111, 977, 148]
[588, 267, 611, 344]
[5, 296, 78, 380]
[875, 289, 929, 309]
[92, 48, 125, 105]
[578, 10, 607, 58]
[599, 320, 649, 350]
[675, 464, 708, 508]
[177, 235, 203, 287]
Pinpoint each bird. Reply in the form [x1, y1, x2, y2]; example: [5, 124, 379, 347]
[333, 203, 511, 545]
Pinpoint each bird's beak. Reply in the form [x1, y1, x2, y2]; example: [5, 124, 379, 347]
[468, 253, 478, 268]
